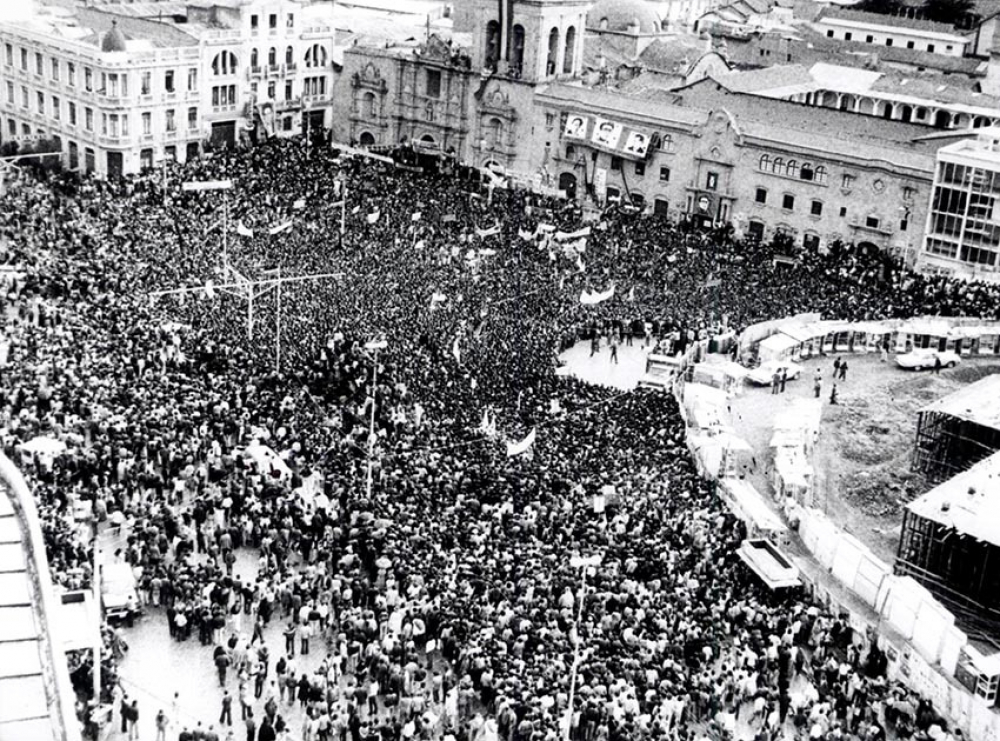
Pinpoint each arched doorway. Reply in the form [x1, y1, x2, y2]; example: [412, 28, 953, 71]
[857, 241, 878, 257]
[559, 172, 577, 200]
[934, 110, 951, 129]
[420, 134, 436, 146]
[359, 131, 375, 146]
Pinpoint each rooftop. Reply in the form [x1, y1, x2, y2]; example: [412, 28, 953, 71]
[711, 63, 815, 94]
[907, 449, 1000, 547]
[920, 374, 1000, 429]
[816, 7, 968, 36]
[673, 79, 940, 169]
[587, 0, 663, 34]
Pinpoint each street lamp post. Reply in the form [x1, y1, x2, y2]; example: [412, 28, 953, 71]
[564, 554, 602, 741]
[363, 338, 387, 501]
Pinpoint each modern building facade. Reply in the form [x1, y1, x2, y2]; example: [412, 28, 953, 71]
[920, 128, 1000, 278]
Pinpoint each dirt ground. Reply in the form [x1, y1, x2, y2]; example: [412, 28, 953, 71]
[730, 352, 1000, 565]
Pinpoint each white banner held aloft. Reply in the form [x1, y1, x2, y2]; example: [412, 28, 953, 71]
[506, 428, 537, 457]
[475, 224, 501, 239]
[293, 199, 306, 210]
[412, 212, 422, 222]
[580, 285, 615, 305]
[367, 211, 380, 225]
[555, 227, 591, 242]
[268, 221, 293, 235]
[237, 222, 254, 238]
[430, 291, 447, 307]
[518, 228, 534, 241]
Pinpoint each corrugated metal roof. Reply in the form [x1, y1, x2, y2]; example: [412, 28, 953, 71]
[920, 374, 1000, 429]
[908, 449, 1000, 547]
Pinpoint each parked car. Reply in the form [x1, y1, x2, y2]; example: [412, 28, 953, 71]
[747, 360, 803, 386]
[101, 563, 139, 626]
[895, 349, 961, 371]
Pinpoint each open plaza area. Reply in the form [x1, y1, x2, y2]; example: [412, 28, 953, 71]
[4, 0, 1000, 739]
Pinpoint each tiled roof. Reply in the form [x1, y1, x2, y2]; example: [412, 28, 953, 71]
[712, 63, 814, 93]
[673, 79, 939, 170]
[789, 27, 985, 74]
[637, 37, 711, 71]
[816, 7, 967, 35]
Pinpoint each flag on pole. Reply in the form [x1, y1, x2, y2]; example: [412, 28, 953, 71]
[237, 221, 254, 238]
[293, 198, 306, 210]
[506, 428, 537, 457]
[268, 221, 293, 236]
[627, 286, 636, 302]
[412, 212, 422, 222]
[367, 211, 380, 225]
[576, 254, 586, 273]
[580, 285, 615, 305]
[414, 239, 426, 250]
[452, 336, 461, 364]
[518, 228, 534, 241]
[475, 224, 501, 239]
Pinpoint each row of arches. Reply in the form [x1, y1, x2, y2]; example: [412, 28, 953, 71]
[484, 22, 576, 76]
[803, 90, 999, 130]
[211, 44, 328, 76]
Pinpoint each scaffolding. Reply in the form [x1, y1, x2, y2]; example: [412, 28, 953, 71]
[896, 451, 1000, 645]
[911, 375, 1000, 483]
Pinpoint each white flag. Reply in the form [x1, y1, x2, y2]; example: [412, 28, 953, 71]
[268, 221, 293, 235]
[204, 281, 216, 299]
[430, 291, 447, 306]
[367, 211, 380, 225]
[506, 428, 536, 457]
[237, 221, 254, 238]
[627, 286, 636, 302]
[412, 212, 422, 222]
[452, 336, 461, 364]
[293, 198, 306, 210]
[576, 254, 586, 273]
[518, 228, 534, 241]
[414, 239, 426, 250]
[580, 285, 615, 305]
[352, 205, 361, 215]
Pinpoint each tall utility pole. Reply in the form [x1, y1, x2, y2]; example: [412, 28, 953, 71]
[564, 554, 602, 741]
[363, 339, 387, 501]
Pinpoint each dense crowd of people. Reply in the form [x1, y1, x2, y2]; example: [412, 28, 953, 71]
[1, 135, 995, 741]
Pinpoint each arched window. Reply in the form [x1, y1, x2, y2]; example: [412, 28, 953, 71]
[815, 166, 828, 184]
[251, 48, 258, 69]
[547, 28, 560, 76]
[759, 154, 770, 171]
[305, 44, 328, 68]
[563, 26, 576, 74]
[363, 91, 376, 117]
[211, 51, 238, 76]
[485, 20, 500, 69]
[785, 159, 798, 178]
[359, 131, 375, 147]
[488, 117, 504, 148]
[285, 46, 294, 65]
[511, 25, 525, 74]
[268, 47, 277, 67]
[800, 163, 814, 181]
[771, 156, 784, 174]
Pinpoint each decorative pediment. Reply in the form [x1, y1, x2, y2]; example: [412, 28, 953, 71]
[418, 34, 452, 63]
[362, 62, 381, 81]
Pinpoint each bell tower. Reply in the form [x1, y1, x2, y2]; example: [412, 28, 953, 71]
[470, 0, 590, 84]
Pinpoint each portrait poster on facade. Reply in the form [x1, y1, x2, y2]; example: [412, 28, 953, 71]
[563, 114, 590, 140]
[591, 119, 623, 150]
[621, 130, 651, 159]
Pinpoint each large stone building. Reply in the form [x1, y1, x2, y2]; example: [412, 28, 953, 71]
[0, 0, 338, 176]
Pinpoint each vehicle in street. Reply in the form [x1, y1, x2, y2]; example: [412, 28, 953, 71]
[101, 563, 139, 626]
[746, 360, 803, 386]
[895, 349, 961, 371]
